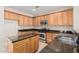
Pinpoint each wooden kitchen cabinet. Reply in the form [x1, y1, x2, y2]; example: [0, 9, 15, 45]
[30, 35, 39, 52]
[18, 15, 24, 25]
[4, 10, 33, 26]
[4, 11, 9, 19]
[4, 11, 17, 20]
[44, 15, 49, 20]
[62, 10, 68, 25]
[48, 13, 58, 25]
[33, 15, 46, 26]
[40, 15, 45, 20]
[52, 33, 58, 40]
[37, 16, 41, 25]
[13, 38, 30, 53]
[28, 17, 33, 26]
[46, 32, 53, 43]
[33, 9, 73, 26]
[18, 15, 33, 26]
[46, 32, 59, 43]
[33, 17, 38, 26]
[13, 35, 39, 53]
[34, 35, 39, 51]
[48, 11, 63, 26]
[62, 9, 73, 26]
[30, 37, 35, 53]
[56, 12, 63, 25]
[23, 16, 28, 25]
[67, 9, 73, 26]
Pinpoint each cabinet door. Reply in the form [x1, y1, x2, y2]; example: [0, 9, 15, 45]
[46, 32, 53, 43]
[33, 17, 38, 26]
[13, 38, 30, 53]
[52, 33, 58, 40]
[9, 12, 16, 20]
[48, 13, 57, 25]
[44, 15, 48, 20]
[13, 40, 26, 53]
[62, 9, 73, 26]
[4, 11, 17, 20]
[28, 17, 33, 26]
[62, 10, 69, 25]
[56, 12, 63, 25]
[25, 38, 31, 53]
[34, 16, 45, 26]
[34, 35, 39, 51]
[4, 11, 10, 19]
[30, 35, 39, 52]
[68, 9, 73, 26]
[30, 38, 35, 53]
[23, 16, 28, 25]
[37, 16, 41, 25]
[18, 15, 24, 25]
[40, 16, 45, 21]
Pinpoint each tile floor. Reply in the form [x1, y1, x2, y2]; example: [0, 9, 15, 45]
[36, 40, 47, 53]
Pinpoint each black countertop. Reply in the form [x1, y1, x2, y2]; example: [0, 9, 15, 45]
[9, 33, 39, 43]
[18, 29, 73, 34]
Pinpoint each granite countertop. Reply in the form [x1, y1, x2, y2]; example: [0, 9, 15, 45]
[18, 29, 73, 34]
[8, 33, 39, 43]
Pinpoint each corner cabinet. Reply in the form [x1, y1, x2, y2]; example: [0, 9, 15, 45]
[10, 35, 39, 53]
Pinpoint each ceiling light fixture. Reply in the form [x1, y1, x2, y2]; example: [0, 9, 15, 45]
[32, 6, 39, 12]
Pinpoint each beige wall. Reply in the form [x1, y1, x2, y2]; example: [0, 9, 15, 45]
[0, 6, 6, 52]
[73, 6, 79, 33]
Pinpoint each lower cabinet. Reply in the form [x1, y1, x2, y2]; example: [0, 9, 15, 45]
[30, 35, 39, 52]
[30, 37, 35, 53]
[46, 32, 59, 43]
[13, 38, 30, 53]
[46, 32, 53, 43]
[13, 35, 39, 53]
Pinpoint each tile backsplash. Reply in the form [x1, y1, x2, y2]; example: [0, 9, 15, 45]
[18, 25, 34, 30]
[18, 25, 73, 31]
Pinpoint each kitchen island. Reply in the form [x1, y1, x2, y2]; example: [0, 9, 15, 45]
[8, 32, 39, 53]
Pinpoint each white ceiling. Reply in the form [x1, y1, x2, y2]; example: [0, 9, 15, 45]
[7, 6, 72, 16]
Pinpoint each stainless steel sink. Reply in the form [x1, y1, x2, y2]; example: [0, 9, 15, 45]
[57, 33, 77, 46]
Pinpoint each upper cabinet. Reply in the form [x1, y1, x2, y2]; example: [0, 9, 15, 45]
[18, 15, 24, 25]
[4, 9, 73, 26]
[48, 13, 58, 25]
[23, 16, 28, 25]
[48, 9, 73, 26]
[33, 15, 47, 26]
[18, 15, 33, 26]
[34, 9, 73, 26]
[27, 17, 33, 26]
[4, 11, 17, 20]
[67, 9, 73, 26]
[4, 10, 33, 26]
[62, 9, 73, 26]
[56, 12, 63, 25]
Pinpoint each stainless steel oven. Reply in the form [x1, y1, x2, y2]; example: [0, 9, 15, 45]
[39, 32, 46, 41]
